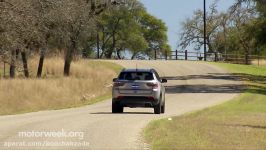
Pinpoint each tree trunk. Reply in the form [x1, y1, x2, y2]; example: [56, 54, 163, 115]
[100, 48, 104, 59]
[64, 57, 71, 76]
[245, 50, 250, 65]
[105, 49, 113, 59]
[21, 51, 29, 78]
[9, 50, 16, 78]
[239, 37, 250, 65]
[105, 32, 116, 59]
[37, 34, 50, 77]
[64, 40, 75, 76]
[207, 38, 213, 53]
[223, 23, 228, 60]
[16, 49, 20, 59]
[96, 31, 100, 59]
[37, 48, 46, 78]
[112, 32, 116, 57]
[117, 49, 121, 59]
[100, 30, 106, 59]
[100, 47, 105, 58]
[131, 52, 137, 60]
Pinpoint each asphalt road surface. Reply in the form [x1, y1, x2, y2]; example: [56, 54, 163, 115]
[0, 60, 242, 150]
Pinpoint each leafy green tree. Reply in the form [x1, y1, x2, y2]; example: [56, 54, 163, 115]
[140, 12, 169, 58]
[96, 0, 169, 59]
[253, 0, 266, 53]
[234, 0, 266, 55]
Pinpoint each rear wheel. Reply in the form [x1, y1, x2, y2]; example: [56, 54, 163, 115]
[161, 98, 165, 114]
[154, 101, 161, 114]
[118, 106, 124, 113]
[112, 101, 124, 113]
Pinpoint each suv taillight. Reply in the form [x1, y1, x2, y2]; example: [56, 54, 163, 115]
[146, 83, 158, 89]
[113, 82, 125, 87]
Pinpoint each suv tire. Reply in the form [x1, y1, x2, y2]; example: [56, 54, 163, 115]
[112, 101, 123, 113]
[154, 101, 161, 114]
[161, 98, 165, 114]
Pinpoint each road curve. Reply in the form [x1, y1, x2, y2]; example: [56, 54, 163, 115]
[0, 60, 242, 150]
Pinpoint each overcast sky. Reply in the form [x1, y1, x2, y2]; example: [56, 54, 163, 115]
[139, 0, 235, 51]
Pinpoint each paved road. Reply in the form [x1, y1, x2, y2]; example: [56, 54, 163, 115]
[0, 61, 242, 150]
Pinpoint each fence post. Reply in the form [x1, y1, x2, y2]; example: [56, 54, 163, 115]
[185, 50, 188, 60]
[225, 53, 227, 62]
[154, 50, 157, 60]
[215, 52, 218, 62]
[175, 50, 178, 60]
[245, 53, 249, 65]
[258, 54, 260, 66]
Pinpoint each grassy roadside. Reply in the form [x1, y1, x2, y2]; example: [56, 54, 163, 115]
[0, 59, 123, 115]
[144, 63, 266, 150]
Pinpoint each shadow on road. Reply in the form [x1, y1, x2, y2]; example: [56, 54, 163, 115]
[90, 112, 154, 115]
[163, 73, 266, 95]
[165, 84, 246, 94]
[164, 74, 240, 81]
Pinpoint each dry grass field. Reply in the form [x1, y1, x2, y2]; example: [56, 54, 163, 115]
[251, 59, 266, 67]
[0, 58, 122, 115]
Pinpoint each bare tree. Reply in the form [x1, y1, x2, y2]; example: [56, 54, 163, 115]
[179, 2, 221, 52]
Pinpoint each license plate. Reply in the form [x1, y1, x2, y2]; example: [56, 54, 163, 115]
[131, 84, 140, 89]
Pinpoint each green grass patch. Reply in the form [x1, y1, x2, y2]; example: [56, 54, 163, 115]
[144, 62, 266, 150]
[214, 63, 266, 76]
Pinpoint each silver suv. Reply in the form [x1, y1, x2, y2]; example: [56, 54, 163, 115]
[112, 69, 167, 114]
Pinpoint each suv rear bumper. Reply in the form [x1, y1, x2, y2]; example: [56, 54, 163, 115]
[113, 96, 160, 108]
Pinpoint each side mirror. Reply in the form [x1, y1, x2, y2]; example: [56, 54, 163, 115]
[113, 78, 118, 82]
[161, 78, 167, 83]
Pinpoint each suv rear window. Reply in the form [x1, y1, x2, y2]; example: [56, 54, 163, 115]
[118, 72, 154, 81]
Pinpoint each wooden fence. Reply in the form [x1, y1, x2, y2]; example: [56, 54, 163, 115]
[156, 50, 266, 66]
